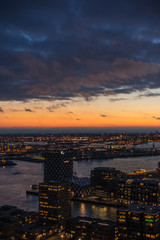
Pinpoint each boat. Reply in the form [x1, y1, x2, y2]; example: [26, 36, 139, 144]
[26, 184, 39, 195]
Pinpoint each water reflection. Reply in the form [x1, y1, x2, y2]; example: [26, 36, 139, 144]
[71, 202, 117, 221]
[80, 203, 86, 215]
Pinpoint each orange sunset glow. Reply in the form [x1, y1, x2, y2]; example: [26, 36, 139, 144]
[0, 92, 160, 130]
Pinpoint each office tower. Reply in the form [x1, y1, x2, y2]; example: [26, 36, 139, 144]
[39, 181, 71, 227]
[91, 167, 122, 200]
[117, 205, 160, 240]
[117, 178, 160, 205]
[66, 217, 117, 240]
[44, 149, 73, 182]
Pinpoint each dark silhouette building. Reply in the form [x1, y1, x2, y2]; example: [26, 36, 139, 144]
[91, 167, 122, 200]
[66, 217, 117, 240]
[0, 205, 39, 240]
[44, 149, 73, 182]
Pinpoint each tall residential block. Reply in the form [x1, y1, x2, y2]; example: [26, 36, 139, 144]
[44, 149, 73, 182]
[39, 181, 71, 228]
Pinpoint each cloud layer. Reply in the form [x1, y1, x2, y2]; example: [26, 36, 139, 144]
[1, 0, 160, 102]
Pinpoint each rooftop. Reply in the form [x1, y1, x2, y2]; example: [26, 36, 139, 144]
[68, 217, 116, 229]
[118, 204, 160, 215]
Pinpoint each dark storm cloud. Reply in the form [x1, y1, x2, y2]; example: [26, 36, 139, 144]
[67, 111, 74, 114]
[109, 98, 127, 102]
[0, 107, 4, 112]
[10, 109, 22, 112]
[139, 92, 160, 98]
[46, 107, 54, 113]
[153, 116, 160, 120]
[46, 102, 69, 112]
[34, 107, 43, 109]
[1, 0, 160, 101]
[25, 108, 33, 112]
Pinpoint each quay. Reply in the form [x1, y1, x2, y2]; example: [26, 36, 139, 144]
[26, 189, 123, 208]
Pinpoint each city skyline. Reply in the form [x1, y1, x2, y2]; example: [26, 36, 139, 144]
[1, 1, 160, 130]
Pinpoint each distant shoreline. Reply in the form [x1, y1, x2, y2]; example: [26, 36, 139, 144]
[1, 149, 160, 163]
[0, 156, 44, 163]
[0, 127, 160, 134]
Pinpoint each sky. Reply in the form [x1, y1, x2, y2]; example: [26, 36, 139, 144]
[1, 0, 160, 131]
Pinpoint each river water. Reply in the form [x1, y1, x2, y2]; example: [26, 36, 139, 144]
[0, 154, 160, 221]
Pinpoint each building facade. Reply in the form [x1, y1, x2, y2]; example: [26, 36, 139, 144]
[117, 178, 160, 205]
[117, 205, 160, 240]
[66, 217, 117, 240]
[66, 176, 91, 198]
[39, 181, 71, 228]
[91, 167, 122, 200]
[44, 149, 73, 182]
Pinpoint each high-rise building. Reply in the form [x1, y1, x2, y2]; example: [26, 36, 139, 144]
[39, 181, 71, 228]
[44, 149, 73, 182]
[117, 178, 160, 205]
[91, 167, 122, 200]
[117, 204, 160, 240]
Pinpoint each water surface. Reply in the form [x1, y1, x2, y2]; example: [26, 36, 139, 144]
[0, 155, 160, 220]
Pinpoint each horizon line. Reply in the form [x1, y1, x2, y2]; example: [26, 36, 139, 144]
[0, 126, 160, 134]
